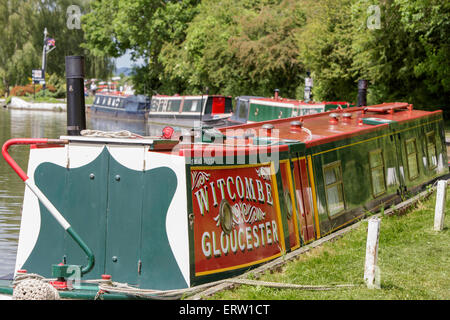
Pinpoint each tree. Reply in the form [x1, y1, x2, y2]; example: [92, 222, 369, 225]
[160, 0, 306, 97]
[0, 0, 114, 95]
[82, 0, 200, 94]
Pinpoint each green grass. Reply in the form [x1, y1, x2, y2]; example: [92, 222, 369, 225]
[210, 188, 450, 300]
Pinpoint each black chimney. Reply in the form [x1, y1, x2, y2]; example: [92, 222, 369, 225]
[357, 79, 368, 107]
[65, 56, 86, 136]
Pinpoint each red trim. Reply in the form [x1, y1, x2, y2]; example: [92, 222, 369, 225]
[30, 144, 66, 149]
[2, 138, 68, 182]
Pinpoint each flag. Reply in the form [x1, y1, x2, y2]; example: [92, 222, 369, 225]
[46, 38, 55, 47]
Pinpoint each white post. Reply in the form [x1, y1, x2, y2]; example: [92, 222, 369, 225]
[434, 180, 447, 231]
[364, 217, 381, 289]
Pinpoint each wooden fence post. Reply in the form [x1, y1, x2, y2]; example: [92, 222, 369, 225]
[364, 217, 381, 289]
[434, 180, 447, 231]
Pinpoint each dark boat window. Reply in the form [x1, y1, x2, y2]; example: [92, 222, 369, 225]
[225, 97, 233, 113]
[204, 97, 213, 114]
[238, 100, 249, 119]
[405, 138, 419, 180]
[167, 99, 181, 112]
[323, 161, 345, 217]
[183, 99, 202, 112]
[369, 149, 386, 197]
[426, 131, 437, 169]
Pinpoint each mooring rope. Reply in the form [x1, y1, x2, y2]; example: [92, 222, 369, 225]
[12, 274, 60, 300]
[225, 278, 358, 291]
[94, 277, 358, 300]
[80, 129, 143, 139]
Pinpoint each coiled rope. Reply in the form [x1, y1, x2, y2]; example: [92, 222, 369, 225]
[12, 274, 60, 300]
[80, 129, 143, 139]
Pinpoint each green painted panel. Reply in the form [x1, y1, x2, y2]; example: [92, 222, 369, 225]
[139, 167, 187, 290]
[104, 156, 144, 285]
[26, 148, 110, 279]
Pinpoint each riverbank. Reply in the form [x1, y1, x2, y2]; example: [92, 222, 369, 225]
[210, 187, 449, 300]
[7, 96, 66, 112]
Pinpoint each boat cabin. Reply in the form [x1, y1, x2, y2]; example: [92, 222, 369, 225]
[245, 97, 354, 123]
[90, 93, 151, 120]
[149, 95, 233, 121]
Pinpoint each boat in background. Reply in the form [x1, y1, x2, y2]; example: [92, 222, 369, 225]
[88, 93, 151, 121]
[147, 94, 233, 135]
[214, 92, 355, 127]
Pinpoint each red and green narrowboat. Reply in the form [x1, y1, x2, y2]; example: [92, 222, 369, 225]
[0, 101, 447, 299]
[224, 93, 355, 127]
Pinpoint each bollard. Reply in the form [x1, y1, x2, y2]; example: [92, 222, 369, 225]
[364, 217, 381, 289]
[434, 180, 447, 231]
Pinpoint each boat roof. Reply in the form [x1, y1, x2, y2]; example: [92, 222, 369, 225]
[249, 97, 351, 107]
[219, 102, 439, 147]
[152, 94, 231, 99]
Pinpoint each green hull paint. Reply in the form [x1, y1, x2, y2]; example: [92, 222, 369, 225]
[24, 147, 187, 290]
[13, 111, 448, 294]
[247, 101, 354, 122]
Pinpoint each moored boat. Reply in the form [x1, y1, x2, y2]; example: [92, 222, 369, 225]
[1, 57, 448, 299]
[216, 92, 355, 127]
[1, 101, 447, 299]
[146, 94, 233, 135]
[88, 93, 151, 121]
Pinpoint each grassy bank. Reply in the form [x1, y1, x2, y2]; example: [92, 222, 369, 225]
[211, 188, 449, 300]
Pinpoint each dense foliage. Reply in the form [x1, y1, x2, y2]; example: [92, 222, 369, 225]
[1, 0, 448, 116]
[0, 0, 114, 96]
[81, 0, 449, 115]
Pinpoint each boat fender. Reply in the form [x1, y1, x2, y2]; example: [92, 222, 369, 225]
[162, 126, 175, 139]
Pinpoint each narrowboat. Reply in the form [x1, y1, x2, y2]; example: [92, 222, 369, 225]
[1, 101, 448, 299]
[88, 93, 151, 121]
[147, 94, 233, 135]
[219, 93, 355, 127]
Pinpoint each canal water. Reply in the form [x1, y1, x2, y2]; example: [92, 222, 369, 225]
[0, 107, 149, 278]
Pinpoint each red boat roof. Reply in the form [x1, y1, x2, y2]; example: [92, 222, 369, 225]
[217, 103, 441, 148]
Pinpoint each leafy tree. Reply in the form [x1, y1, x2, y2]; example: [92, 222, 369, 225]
[160, 0, 306, 97]
[0, 0, 114, 96]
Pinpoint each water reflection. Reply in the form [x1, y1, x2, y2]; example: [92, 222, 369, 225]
[0, 108, 160, 277]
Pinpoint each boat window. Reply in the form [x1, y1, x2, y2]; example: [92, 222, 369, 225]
[323, 161, 345, 217]
[151, 99, 159, 111]
[167, 99, 181, 112]
[369, 149, 386, 197]
[183, 99, 202, 112]
[238, 100, 249, 119]
[426, 131, 437, 169]
[405, 138, 419, 180]
[108, 98, 112, 106]
[225, 97, 233, 113]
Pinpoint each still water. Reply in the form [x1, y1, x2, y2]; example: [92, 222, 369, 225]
[0, 108, 150, 278]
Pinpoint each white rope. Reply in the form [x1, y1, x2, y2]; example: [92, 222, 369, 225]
[12, 274, 60, 300]
[80, 129, 143, 139]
